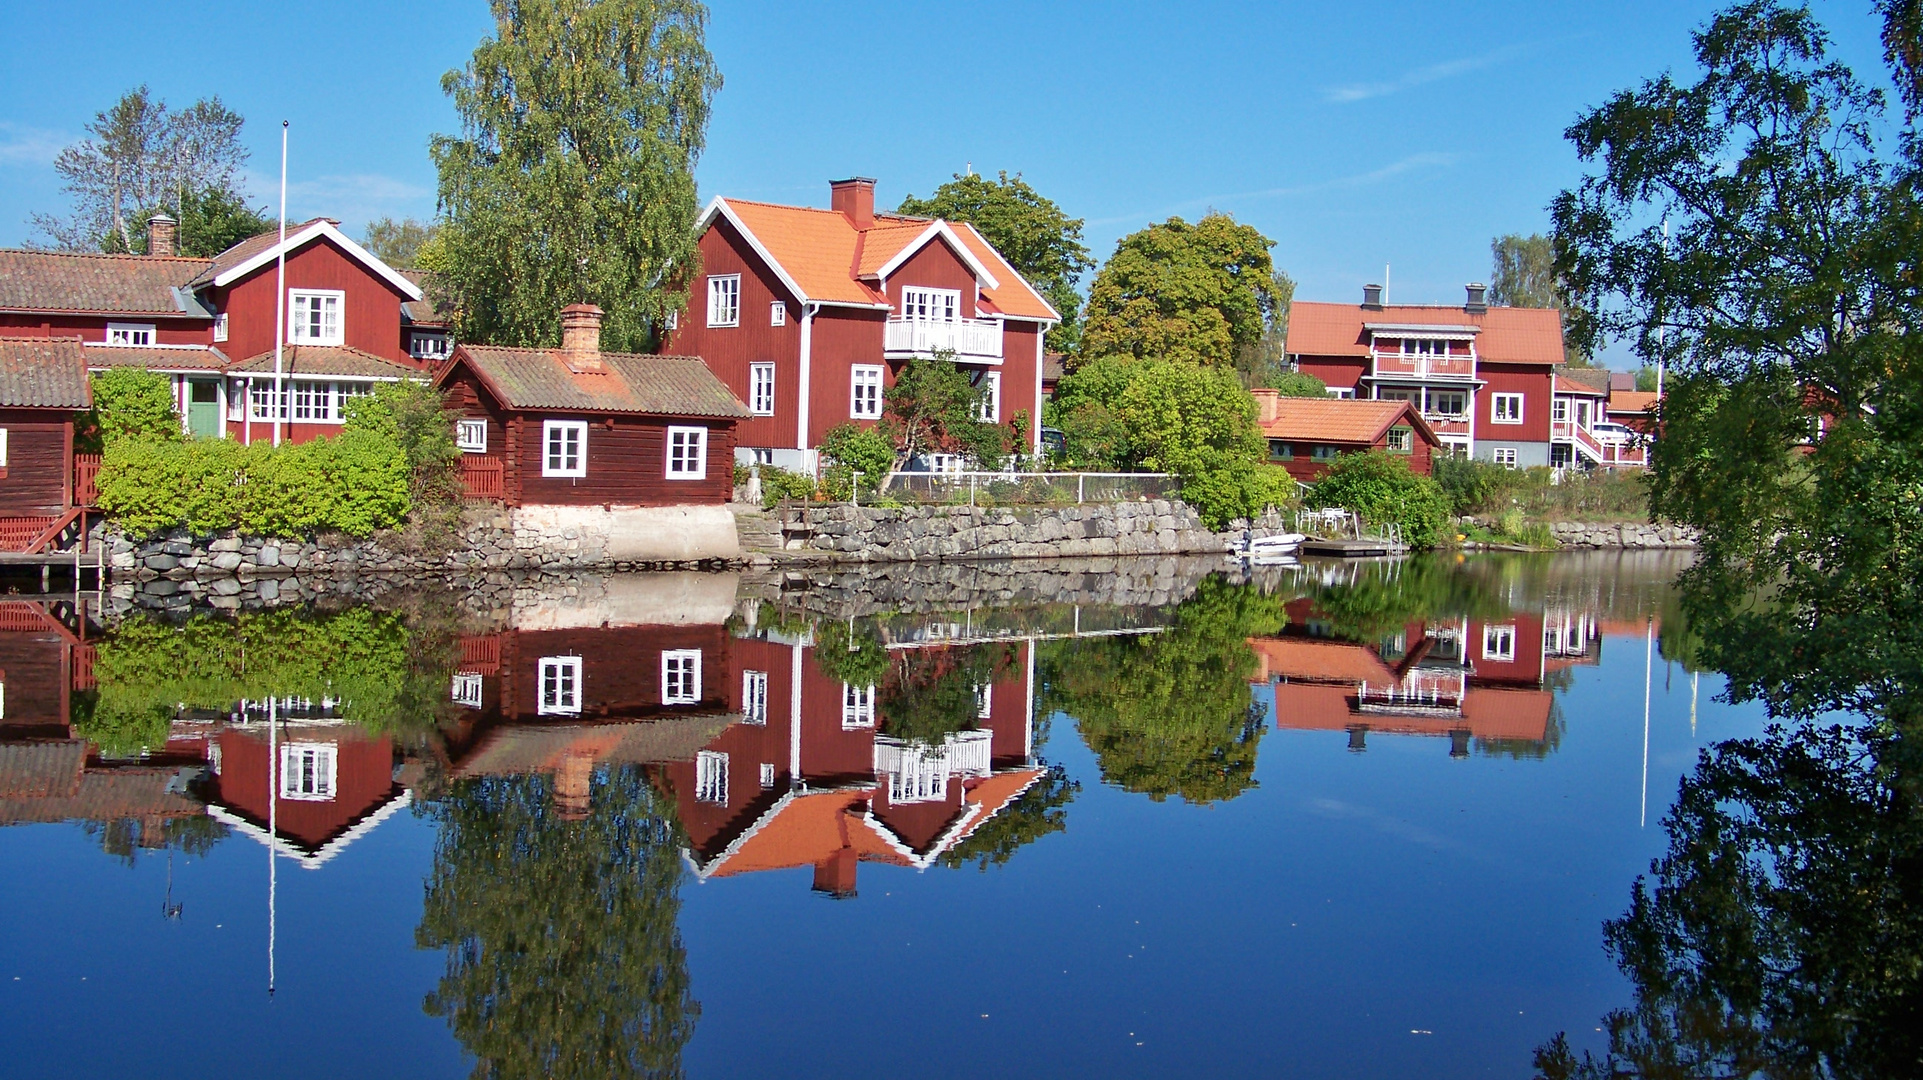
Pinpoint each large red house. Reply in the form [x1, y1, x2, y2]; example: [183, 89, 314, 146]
[665, 178, 1060, 474]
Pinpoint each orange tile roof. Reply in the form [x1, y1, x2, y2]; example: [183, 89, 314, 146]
[706, 788, 906, 878]
[1249, 637, 1396, 684]
[1252, 395, 1437, 445]
[1609, 390, 1660, 415]
[1287, 301, 1565, 365]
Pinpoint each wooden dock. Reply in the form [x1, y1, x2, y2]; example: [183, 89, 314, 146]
[1298, 537, 1409, 558]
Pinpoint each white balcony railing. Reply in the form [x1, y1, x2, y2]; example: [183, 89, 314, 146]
[1370, 352, 1477, 380]
[884, 317, 1003, 362]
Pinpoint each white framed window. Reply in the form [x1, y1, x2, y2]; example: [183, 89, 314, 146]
[291, 381, 329, 422]
[248, 381, 288, 421]
[850, 365, 884, 419]
[664, 309, 678, 331]
[770, 301, 787, 326]
[455, 419, 487, 453]
[289, 290, 344, 345]
[1492, 447, 1519, 469]
[759, 761, 777, 789]
[1386, 426, 1413, 453]
[1311, 445, 1339, 462]
[749, 363, 776, 415]
[742, 670, 768, 725]
[1375, 387, 1416, 403]
[695, 750, 729, 805]
[899, 287, 960, 321]
[841, 683, 876, 729]
[1482, 624, 1517, 662]
[410, 333, 451, 360]
[543, 420, 587, 477]
[975, 683, 993, 720]
[666, 425, 708, 479]
[662, 649, 702, 705]
[707, 274, 740, 327]
[0, 428, 8, 468]
[213, 313, 229, 342]
[927, 453, 965, 475]
[1552, 398, 1569, 423]
[1492, 393, 1524, 424]
[106, 322, 156, 347]
[279, 743, 337, 801]
[451, 673, 484, 708]
[976, 372, 1001, 423]
[1425, 389, 1467, 418]
[1403, 338, 1452, 357]
[750, 448, 775, 466]
[538, 656, 583, 715]
[1327, 386, 1355, 400]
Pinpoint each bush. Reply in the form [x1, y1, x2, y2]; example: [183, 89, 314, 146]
[754, 463, 817, 507]
[1309, 450, 1452, 549]
[1433, 454, 1526, 516]
[1270, 370, 1328, 397]
[820, 423, 895, 501]
[79, 369, 180, 451]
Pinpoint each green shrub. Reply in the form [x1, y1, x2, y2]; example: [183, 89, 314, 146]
[754, 463, 817, 507]
[820, 423, 895, 501]
[344, 381, 459, 503]
[1433, 454, 1526, 516]
[79, 369, 181, 452]
[1310, 450, 1452, 549]
[1270, 370, 1329, 397]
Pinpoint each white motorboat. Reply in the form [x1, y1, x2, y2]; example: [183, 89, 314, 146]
[1233, 532, 1306, 558]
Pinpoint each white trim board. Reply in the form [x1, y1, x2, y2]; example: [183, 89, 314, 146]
[211, 220, 424, 300]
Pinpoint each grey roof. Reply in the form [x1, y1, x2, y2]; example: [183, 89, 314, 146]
[0, 338, 92, 408]
[1556, 366, 1613, 394]
[448, 346, 750, 418]
[398, 269, 450, 327]
[227, 344, 423, 379]
[84, 344, 231, 372]
[0, 249, 211, 316]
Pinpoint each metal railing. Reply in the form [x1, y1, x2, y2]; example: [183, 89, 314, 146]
[883, 317, 1003, 361]
[881, 470, 1180, 506]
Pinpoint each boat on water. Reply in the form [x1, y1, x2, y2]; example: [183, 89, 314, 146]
[1232, 532, 1306, 559]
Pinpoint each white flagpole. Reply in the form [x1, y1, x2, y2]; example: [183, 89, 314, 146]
[268, 694, 278, 998]
[1641, 617, 1653, 828]
[272, 121, 289, 448]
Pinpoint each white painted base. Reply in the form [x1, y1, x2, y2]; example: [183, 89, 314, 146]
[510, 503, 742, 563]
[507, 570, 740, 630]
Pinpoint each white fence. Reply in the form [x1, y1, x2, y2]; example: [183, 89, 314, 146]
[880, 470, 1179, 506]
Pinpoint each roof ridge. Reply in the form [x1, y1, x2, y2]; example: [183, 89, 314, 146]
[0, 247, 211, 265]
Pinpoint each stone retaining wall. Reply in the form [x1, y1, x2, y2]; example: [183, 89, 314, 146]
[792, 501, 1287, 562]
[1547, 521, 1699, 549]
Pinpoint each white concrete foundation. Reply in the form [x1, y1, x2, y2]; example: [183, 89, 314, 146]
[509, 503, 742, 564]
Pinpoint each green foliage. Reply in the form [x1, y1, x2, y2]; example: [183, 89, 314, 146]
[104, 187, 274, 259]
[1309, 450, 1452, 549]
[360, 216, 439, 266]
[753, 463, 817, 507]
[819, 422, 896, 500]
[878, 643, 1014, 747]
[1269, 369, 1327, 398]
[812, 619, 892, 692]
[883, 355, 1007, 470]
[97, 430, 410, 539]
[938, 763, 1079, 871]
[418, 768, 696, 1079]
[431, 0, 720, 352]
[1079, 213, 1280, 369]
[897, 171, 1094, 351]
[344, 380, 461, 516]
[79, 368, 180, 451]
[1489, 232, 1590, 365]
[1432, 454, 1517, 517]
[1634, 365, 1660, 393]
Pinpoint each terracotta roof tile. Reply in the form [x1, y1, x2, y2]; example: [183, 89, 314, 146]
[0, 740, 85, 799]
[0, 249, 211, 316]
[1609, 390, 1660, 415]
[399, 269, 450, 327]
[1249, 637, 1398, 684]
[448, 345, 751, 418]
[190, 218, 333, 287]
[0, 337, 92, 408]
[84, 343, 231, 372]
[1287, 301, 1564, 365]
[0, 756, 204, 826]
[227, 344, 422, 379]
[1251, 394, 1434, 445]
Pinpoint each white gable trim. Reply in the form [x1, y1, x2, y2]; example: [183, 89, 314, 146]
[872, 220, 1001, 292]
[955, 222, 1061, 322]
[696, 197, 888, 312]
[211, 220, 424, 300]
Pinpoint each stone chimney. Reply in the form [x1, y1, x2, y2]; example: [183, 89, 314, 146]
[560, 303, 604, 370]
[1250, 387, 1280, 422]
[147, 213, 177, 257]
[1361, 283, 1384, 310]
[1464, 282, 1488, 313]
[830, 177, 877, 230]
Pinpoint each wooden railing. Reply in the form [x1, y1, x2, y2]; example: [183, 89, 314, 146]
[73, 453, 101, 507]
[0, 516, 58, 553]
[459, 455, 506, 500]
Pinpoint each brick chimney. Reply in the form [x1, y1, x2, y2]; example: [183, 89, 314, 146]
[147, 213, 177, 257]
[1249, 387, 1280, 422]
[560, 303, 604, 370]
[813, 846, 859, 898]
[830, 177, 877, 230]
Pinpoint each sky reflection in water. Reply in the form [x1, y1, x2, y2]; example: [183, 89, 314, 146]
[0, 552, 1763, 1078]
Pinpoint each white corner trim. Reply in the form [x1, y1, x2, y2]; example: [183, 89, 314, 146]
[205, 788, 413, 869]
[212, 220, 424, 300]
[873, 220, 1002, 292]
[698, 196, 813, 306]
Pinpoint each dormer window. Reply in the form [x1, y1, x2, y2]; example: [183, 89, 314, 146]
[900, 287, 959, 322]
[106, 323, 156, 347]
[289, 290, 343, 345]
[410, 332, 450, 360]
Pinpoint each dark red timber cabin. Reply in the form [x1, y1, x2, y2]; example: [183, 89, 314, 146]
[0, 338, 94, 552]
[436, 304, 749, 507]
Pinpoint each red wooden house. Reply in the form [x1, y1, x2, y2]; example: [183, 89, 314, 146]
[199, 718, 409, 868]
[0, 338, 94, 551]
[1251, 391, 1440, 481]
[436, 305, 748, 508]
[665, 178, 1060, 474]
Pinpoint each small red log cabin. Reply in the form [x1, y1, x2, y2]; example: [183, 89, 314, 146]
[0, 337, 91, 520]
[1250, 391, 1440, 482]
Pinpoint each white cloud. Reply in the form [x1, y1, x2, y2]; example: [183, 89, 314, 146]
[0, 122, 69, 167]
[1320, 46, 1524, 104]
[1087, 152, 1461, 228]
[240, 167, 436, 232]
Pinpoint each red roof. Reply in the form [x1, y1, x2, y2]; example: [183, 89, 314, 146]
[1609, 389, 1660, 416]
[0, 337, 92, 409]
[1287, 301, 1565, 365]
[1250, 393, 1438, 446]
[0, 249, 211, 317]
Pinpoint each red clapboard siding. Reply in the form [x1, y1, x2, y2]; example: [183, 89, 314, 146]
[512, 414, 735, 507]
[0, 410, 75, 515]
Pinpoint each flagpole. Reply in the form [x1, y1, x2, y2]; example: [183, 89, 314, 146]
[272, 121, 289, 448]
[268, 693, 278, 999]
[1641, 617, 1653, 829]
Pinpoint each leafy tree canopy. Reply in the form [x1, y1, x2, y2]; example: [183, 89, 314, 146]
[897, 171, 1094, 351]
[884, 354, 1007, 469]
[79, 369, 180, 452]
[1309, 449, 1453, 550]
[1078, 213, 1281, 369]
[431, 0, 721, 352]
[1490, 232, 1591, 365]
[1269, 369, 1327, 398]
[102, 186, 273, 258]
[361, 216, 440, 267]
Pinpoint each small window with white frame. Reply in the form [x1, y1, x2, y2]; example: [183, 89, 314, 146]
[750, 448, 775, 466]
[289, 289, 344, 345]
[1491, 446, 1519, 469]
[742, 670, 768, 725]
[662, 649, 702, 705]
[455, 419, 487, 453]
[1327, 386, 1355, 399]
[410, 333, 451, 361]
[664, 309, 678, 331]
[539, 656, 583, 714]
[695, 750, 729, 804]
[749, 363, 776, 415]
[1492, 393, 1524, 424]
[707, 274, 740, 327]
[666, 426, 708, 479]
[976, 371, 1001, 423]
[1552, 397, 1569, 423]
[106, 322, 156, 347]
[841, 682, 876, 728]
[0, 427, 7, 468]
[770, 301, 786, 326]
[899, 287, 960, 322]
[279, 743, 337, 801]
[975, 683, 993, 720]
[850, 365, 883, 419]
[543, 420, 587, 477]
[1425, 388, 1467, 418]
[759, 761, 777, 789]
[1482, 624, 1517, 662]
[451, 673, 484, 708]
[248, 381, 288, 421]
[213, 313, 228, 342]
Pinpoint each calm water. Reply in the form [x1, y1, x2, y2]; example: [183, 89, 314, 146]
[0, 552, 1767, 1078]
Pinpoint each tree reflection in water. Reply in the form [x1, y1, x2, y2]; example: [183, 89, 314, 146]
[416, 766, 697, 1080]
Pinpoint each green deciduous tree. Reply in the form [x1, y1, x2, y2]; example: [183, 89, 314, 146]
[361, 217, 440, 267]
[883, 354, 1007, 470]
[1078, 213, 1281, 369]
[104, 187, 274, 258]
[79, 369, 180, 452]
[1270, 369, 1327, 397]
[897, 171, 1094, 351]
[1490, 232, 1592, 365]
[1309, 449, 1453, 549]
[431, 0, 721, 352]
[938, 762, 1079, 872]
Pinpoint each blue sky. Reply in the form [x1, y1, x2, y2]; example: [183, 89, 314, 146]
[0, 1, 1894, 367]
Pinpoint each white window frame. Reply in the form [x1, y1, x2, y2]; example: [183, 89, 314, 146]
[106, 322, 156, 347]
[695, 750, 729, 805]
[770, 301, 787, 327]
[1491, 393, 1525, 424]
[742, 670, 768, 725]
[976, 371, 1001, 423]
[279, 743, 337, 801]
[1551, 397, 1569, 423]
[975, 683, 993, 720]
[850, 365, 884, 419]
[1425, 388, 1468, 419]
[288, 289, 345, 346]
[666, 425, 708, 480]
[248, 381, 288, 422]
[707, 274, 740, 327]
[759, 761, 777, 789]
[213, 313, 229, 343]
[841, 682, 877, 729]
[542, 419, 587, 477]
[455, 418, 488, 453]
[410, 333, 451, 361]
[1482, 624, 1517, 663]
[749, 363, 776, 416]
[288, 380, 346, 424]
[899, 287, 960, 322]
[451, 672, 484, 708]
[0, 428, 8, 468]
[662, 649, 702, 705]
[538, 656, 583, 715]
[1492, 446, 1519, 469]
[664, 309, 678, 331]
[749, 448, 775, 466]
[928, 453, 965, 475]
[1327, 386, 1355, 400]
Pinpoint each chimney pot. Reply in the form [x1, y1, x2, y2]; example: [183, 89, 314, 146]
[1465, 283, 1488, 313]
[830, 177, 877, 230]
[1361, 283, 1384, 310]
[147, 213, 177, 257]
[560, 303, 604, 369]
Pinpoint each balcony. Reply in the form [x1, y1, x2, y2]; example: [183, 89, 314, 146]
[884, 317, 1004, 364]
[1371, 352, 1477, 380]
